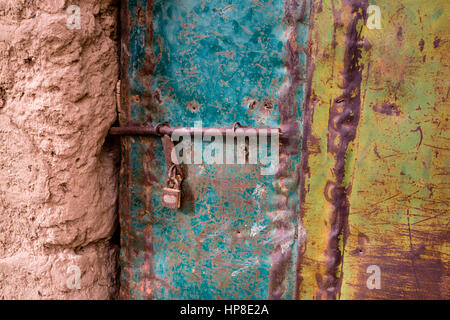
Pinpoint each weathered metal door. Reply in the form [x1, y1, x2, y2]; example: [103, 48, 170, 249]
[117, 0, 449, 300]
[117, 0, 307, 299]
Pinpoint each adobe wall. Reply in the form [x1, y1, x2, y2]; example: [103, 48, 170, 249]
[0, 0, 119, 299]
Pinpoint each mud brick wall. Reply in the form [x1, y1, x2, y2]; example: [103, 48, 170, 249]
[0, 0, 119, 299]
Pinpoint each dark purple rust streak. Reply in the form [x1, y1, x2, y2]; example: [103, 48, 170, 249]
[140, 1, 158, 120]
[321, 0, 368, 300]
[140, 0, 156, 300]
[268, 0, 307, 300]
[119, 0, 131, 300]
[373, 103, 402, 116]
[294, 0, 317, 300]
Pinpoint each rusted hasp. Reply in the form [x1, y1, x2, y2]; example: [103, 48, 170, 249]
[109, 123, 282, 137]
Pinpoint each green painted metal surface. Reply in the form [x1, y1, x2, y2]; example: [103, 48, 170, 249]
[297, 0, 449, 299]
[119, 0, 309, 299]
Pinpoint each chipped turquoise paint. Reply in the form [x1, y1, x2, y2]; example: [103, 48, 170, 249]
[150, 0, 283, 127]
[122, 0, 309, 299]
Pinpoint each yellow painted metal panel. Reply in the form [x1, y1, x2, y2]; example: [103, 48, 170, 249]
[298, 0, 449, 299]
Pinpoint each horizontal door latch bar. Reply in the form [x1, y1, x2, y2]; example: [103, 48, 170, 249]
[109, 123, 282, 137]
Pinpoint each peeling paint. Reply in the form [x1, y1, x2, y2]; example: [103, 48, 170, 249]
[297, 0, 449, 300]
[119, 0, 308, 300]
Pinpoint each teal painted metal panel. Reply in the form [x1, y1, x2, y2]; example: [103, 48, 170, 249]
[119, 0, 309, 299]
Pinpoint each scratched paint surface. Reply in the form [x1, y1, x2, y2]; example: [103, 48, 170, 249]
[119, 0, 448, 300]
[297, 0, 449, 299]
[119, 0, 308, 299]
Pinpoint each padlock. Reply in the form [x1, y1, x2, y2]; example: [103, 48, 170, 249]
[162, 176, 181, 209]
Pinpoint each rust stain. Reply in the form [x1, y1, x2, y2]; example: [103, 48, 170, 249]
[433, 37, 441, 48]
[296, 0, 369, 300]
[119, 0, 159, 300]
[419, 39, 425, 52]
[372, 103, 402, 116]
[267, 0, 307, 300]
[294, 0, 317, 299]
[118, 0, 131, 300]
[321, 0, 368, 300]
